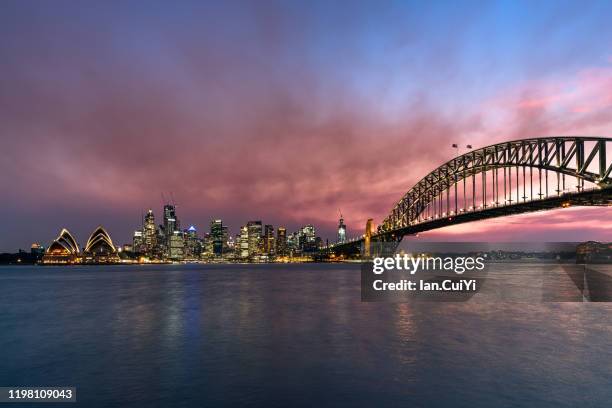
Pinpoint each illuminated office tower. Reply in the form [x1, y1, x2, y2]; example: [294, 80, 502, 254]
[186, 225, 197, 238]
[143, 209, 158, 256]
[299, 225, 317, 253]
[263, 224, 275, 255]
[222, 225, 229, 254]
[184, 225, 201, 259]
[239, 226, 249, 259]
[201, 233, 212, 258]
[300, 225, 316, 243]
[163, 204, 178, 245]
[168, 230, 184, 260]
[276, 227, 287, 256]
[337, 214, 346, 244]
[286, 231, 298, 254]
[133, 230, 144, 253]
[247, 221, 262, 257]
[210, 219, 224, 256]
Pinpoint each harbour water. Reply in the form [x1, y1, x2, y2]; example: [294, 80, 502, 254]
[1, 263, 612, 407]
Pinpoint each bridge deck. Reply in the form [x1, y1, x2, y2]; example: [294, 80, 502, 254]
[327, 186, 611, 256]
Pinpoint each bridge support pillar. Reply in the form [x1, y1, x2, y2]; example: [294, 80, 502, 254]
[364, 218, 373, 258]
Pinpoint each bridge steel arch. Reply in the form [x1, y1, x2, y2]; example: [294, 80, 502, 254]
[380, 137, 612, 236]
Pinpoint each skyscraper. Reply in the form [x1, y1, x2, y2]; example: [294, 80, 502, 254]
[202, 233, 212, 258]
[184, 225, 201, 259]
[222, 225, 229, 254]
[239, 225, 249, 259]
[168, 230, 184, 260]
[132, 230, 143, 253]
[210, 219, 224, 256]
[143, 209, 158, 256]
[247, 221, 262, 257]
[276, 227, 287, 256]
[163, 204, 179, 245]
[299, 225, 317, 253]
[263, 224, 275, 255]
[337, 214, 346, 244]
[227, 235, 235, 250]
[286, 231, 298, 255]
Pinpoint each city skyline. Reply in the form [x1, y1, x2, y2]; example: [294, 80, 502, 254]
[36, 200, 343, 264]
[3, 1, 612, 251]
[22, 204, 351, 253]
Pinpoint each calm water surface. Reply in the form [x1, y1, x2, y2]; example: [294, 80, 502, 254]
[1, 264, 611, 407]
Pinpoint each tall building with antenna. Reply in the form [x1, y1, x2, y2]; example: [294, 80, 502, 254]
[163, 204, 179, 244]
[337, 211, 346, 244]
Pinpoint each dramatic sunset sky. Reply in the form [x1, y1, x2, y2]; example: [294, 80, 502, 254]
[1, 1, 612, 250]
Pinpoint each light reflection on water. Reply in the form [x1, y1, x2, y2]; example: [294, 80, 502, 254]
[0, 263, 611, 407]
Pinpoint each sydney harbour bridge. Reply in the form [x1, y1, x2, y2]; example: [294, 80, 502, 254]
[327, 136, 612, 258]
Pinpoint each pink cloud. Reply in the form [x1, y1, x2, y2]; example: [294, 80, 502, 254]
[479, 64, 612, 140]
[1, 48, 612, 249]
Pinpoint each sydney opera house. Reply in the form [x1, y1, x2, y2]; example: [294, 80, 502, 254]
[42, 226, 120, 264]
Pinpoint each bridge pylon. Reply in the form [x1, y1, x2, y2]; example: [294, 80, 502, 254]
[363, 219, 373, 258]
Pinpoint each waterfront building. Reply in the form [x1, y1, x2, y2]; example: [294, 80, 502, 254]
[210, 219, 224, 256]
[162, 204, 179, 248]
[132, 230, 144, 253]
[577, 241, 612, 263]
[82, 226, 120, 264]
[314, 236, 323, 249]
[143, 209, 158, 257]
[200, 232, 212, 259]
[299, 225, 317, 252]
[287, 231, 299, 255]
[168, 231, 184, 261]
[42, 228, 81, 264]
[183, 225, 201, 259]
[222, 225, 229, 254]
[263, 224, 275, 255]
[239, 226, 249, 259]
[276, 227, 287, 256]
[247, 221, 262, 257]
[30, 243, 45, 258]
